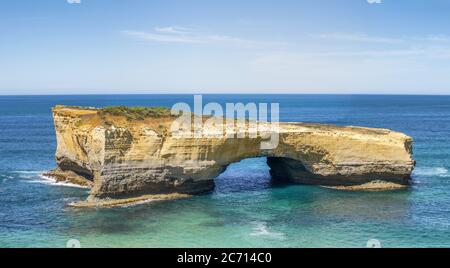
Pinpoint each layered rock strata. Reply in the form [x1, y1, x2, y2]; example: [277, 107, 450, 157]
[46, 106, 415, 206]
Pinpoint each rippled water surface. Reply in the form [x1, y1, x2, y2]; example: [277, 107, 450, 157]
[1, 95, 449, 248]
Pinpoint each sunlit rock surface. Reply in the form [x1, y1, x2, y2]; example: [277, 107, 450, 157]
[46, 106, 415, 205]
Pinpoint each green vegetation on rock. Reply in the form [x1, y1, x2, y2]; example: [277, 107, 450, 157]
[100, 106, 173, 120]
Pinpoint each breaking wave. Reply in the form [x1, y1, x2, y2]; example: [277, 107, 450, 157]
[7, 170, 88, 189]
[13, 170, 43, 179]
[36, 175, 90, 189]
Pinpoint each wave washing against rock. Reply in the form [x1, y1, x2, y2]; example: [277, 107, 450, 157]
[70, 193, 190, 208]
[7, 170, 91, 189]
[118, 199, 158, 208]
[413, 167, 450, 177]
[13, 170, 43, 179]
[37, 174, 91, 189]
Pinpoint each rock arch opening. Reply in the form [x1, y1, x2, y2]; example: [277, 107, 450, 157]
[212, 157, 313, 194]
[267, 157, 314, 184]
[213, 157, 272, 194]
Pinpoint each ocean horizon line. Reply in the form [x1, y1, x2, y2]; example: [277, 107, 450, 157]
[2, 92, 450, 97]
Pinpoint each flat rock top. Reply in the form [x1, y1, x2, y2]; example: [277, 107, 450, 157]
[53, 105, 405, 138]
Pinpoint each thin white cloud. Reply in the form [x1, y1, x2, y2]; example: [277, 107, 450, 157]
[418, 34, 450, 42]
[312, 33, 404, 44]
[122, 26, 285, 48]
[305, 32, 450, 60]
[154, 26, 192, 35]
[253, 45, 450, 64]
[246, 44, 450, 93]
[123, 30, 202, 44]
[308, 48, 425, 58]
[367, 0, 382, 4]
[312, 32, 450, 46]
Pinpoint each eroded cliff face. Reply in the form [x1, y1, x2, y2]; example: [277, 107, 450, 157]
[47, 106, 415, 206]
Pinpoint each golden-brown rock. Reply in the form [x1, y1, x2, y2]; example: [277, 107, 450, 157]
[48, 105, 415, 205]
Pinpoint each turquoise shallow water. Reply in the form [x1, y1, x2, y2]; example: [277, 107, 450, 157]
[1, 95, 450, 248]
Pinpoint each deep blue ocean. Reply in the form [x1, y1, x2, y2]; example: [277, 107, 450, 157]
[1, 94, 449, 248]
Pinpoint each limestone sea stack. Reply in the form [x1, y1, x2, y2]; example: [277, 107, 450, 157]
[46, 105, 415, 206]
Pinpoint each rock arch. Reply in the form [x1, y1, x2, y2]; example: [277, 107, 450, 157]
[47, 106, 415, 205]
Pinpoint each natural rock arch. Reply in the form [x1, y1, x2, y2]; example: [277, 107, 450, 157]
[46, 106, 415, 206]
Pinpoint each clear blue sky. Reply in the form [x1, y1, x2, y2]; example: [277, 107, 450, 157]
[1, 0, 450, 94]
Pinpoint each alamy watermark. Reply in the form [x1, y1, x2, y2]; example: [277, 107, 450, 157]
[170, 95, 280, 150]
[65, 238, 382, 248]
[367, 239, 382, 248]
[66, 239, 81, 248]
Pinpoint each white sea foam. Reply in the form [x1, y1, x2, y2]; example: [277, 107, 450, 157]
[39, 175, 90, 189]
[249, 222, 285, 240]
[10, 169, 89, 189]
[414, 167, 450, 177]
[24, 174, 90, 189]
[13, 170, 42, 179]
[120, 199, 157, 208]
[15, 170, 43, 175]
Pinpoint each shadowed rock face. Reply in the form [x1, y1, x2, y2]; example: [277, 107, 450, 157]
[267, 157, 412, 186]
[47, 106, 415, 203]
